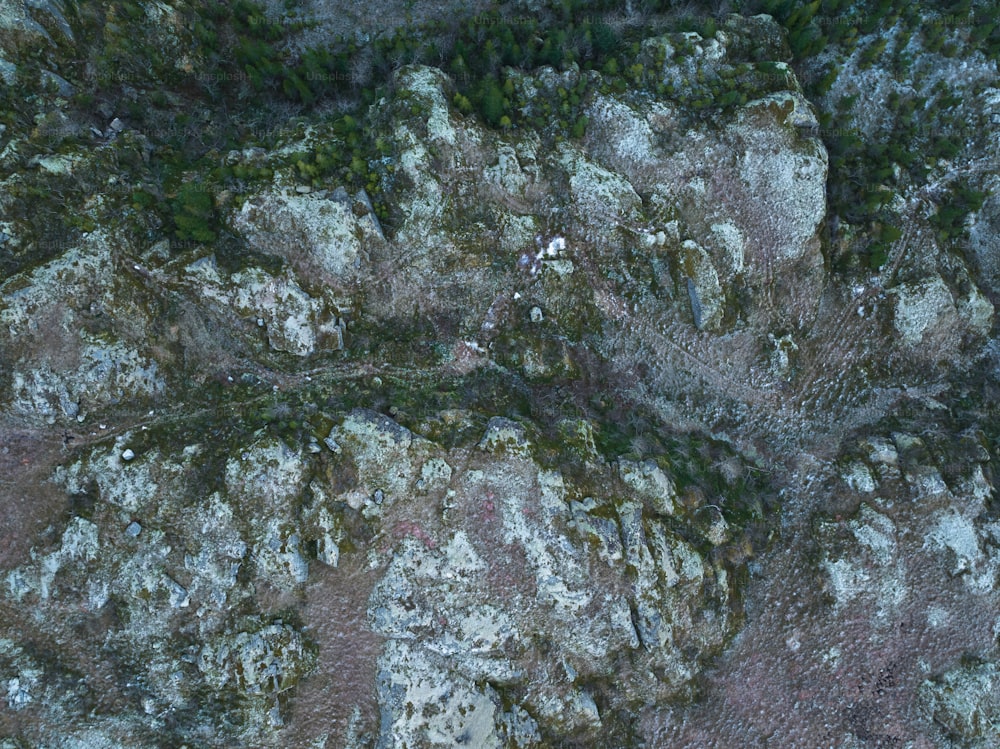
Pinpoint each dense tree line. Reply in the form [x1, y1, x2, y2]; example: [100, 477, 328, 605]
[9, 0, 991, 256]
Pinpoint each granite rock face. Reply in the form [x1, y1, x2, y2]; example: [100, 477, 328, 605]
[1, 4, 999, 748]
[921, 660, 1000, 745]
[0, 230, 166, 423]
[0, 406, 756, 747]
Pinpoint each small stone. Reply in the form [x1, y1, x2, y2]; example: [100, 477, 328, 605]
[530, 306, 543, 323]
[257, 318, 265, 327]
[108, 117, 125, 132]
[544, 259, 574, 275]
[296, 185, 312, 194]
[324, 436, 342, 453]
[121, 448, 135, 461]
[706, 515, 731, 546]
[167, 579, 189, 608]
[126, 521, 142, 537]
[478, 416, 531, 455]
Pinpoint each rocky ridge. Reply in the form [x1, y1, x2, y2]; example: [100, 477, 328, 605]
[0, 2, 999, 747]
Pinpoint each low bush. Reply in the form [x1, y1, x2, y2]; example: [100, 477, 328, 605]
[170, 183, 218, 243]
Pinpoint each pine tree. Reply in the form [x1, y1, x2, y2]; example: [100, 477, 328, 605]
[479, 78, 505, 126]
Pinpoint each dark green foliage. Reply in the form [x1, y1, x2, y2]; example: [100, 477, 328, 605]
[836, 93, 857, 111]
[170, 183, 217, 243]
[930, 135, 962, 160]
[970, 9, 1000, 59]
[29, 0, 990, 283]
[476, 77, 507, 127]
[923, 21, 946, 53]
[930, 183, 986, 243]
[282, 73, 314, 105]
[863, 222, 901, 269]
[453, 92, 473, 115]
[814, 63, 839, 95]
[755, 0, 827, 59]
[715, 89, 742, 107]
[358, 4, 629, 135]
[592, 20, 621, 56]
[131, 190, 156, 210]
[858, 37, 888, 68]
[789, 24, 827, 58]
[880, 224, 903, 244]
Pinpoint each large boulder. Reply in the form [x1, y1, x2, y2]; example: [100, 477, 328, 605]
[0, 230, 166, 423]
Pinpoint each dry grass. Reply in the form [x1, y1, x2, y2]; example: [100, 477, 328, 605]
[280, 556, 384, 748]
[0, 421, 71, 569]
[641, 474, 1000, 747]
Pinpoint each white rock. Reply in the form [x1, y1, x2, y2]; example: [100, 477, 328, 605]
[478, 417, 531, 456]
[733, 104, 827, 262]
[680, 240, 724, 331]
[543, 259, 574, 275]
[233, 189, 363, 278]
[957, 284, 994, 338]
[558, 142, 642, 225]
[618, 459, 677, 515]
[843, 462, 876, 493]
[710, 221, 745, 273]
[121, 448, 136, 462]
[584, 93, 658, 169]
[230, 269, 325, 356]
[891, 275, 956, 346]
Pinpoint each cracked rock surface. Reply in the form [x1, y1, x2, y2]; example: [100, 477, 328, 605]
[1, 2, 1000, 747]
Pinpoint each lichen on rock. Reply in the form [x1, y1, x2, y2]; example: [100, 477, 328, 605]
[2, 3, 999, 747]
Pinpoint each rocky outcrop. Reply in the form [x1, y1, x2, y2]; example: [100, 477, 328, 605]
[0, 230, 166, 423]
[921, 660, 1000, 746]
[232, 187, 373, 284]
[1, 5, 999, 748]
[584, 31, 828, 332]
[0, 403, 756, 747]
[184, 255, 346, 356]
